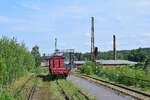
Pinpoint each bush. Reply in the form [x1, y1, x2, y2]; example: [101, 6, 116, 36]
[97, 66, 150, 89]
[0, 37, 35, 87]
[80, 61, 97, 75]
[0, 90, 15, 100]
[30, 67, 48, 74]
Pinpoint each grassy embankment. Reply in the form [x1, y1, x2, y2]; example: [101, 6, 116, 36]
[0, 67, 48, 100]
[77, 61, 150, 93]
[0, 37, 36, 100]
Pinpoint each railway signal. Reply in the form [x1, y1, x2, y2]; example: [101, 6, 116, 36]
[94, 47, 98, 59]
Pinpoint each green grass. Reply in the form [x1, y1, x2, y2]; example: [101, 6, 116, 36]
[49, 80, 65, 100]
[0, 37, 35, 87]
[49, 77, 95, 100]
[78, 61, 150, 93]
[96, 67, 150, 92]
[29, 67, 49, 74]
[0, 37, 36, 100]
[1, 73, 39, 100]
[0, 90, 15, 100]
[0, 73, 32, 100]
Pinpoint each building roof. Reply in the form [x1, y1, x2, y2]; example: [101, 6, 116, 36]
[64, 61, 86, 65]
[65, 60, 137, 65]
[41, 53, 64, 61]
[41, 56, 51, 61]
[96, 60, 137, 65]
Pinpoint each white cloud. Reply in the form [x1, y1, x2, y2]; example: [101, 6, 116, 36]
[144, 33, 150, 37]
[0, 16, 25, 23]
[49, 4, 92, 19]
[0, 15, 54, 33]
[22, 3, 41, 11]
[134, 0, 150, 7]
[85, 32, 90, 37]
[64, 5, 89, 14]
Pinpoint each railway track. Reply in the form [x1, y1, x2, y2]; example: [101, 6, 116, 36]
[13, 74, 35, 98]
[56, 79, 90, 100]
[77, 89, 91, 100]
[79, 74, 150, 100]
[27, 78, 38, 100]
[12, 74, 38, 100]
[13, 74, 91, 100]
[56, 80, 70, 100]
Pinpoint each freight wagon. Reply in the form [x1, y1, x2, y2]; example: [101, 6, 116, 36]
[49, 55, 70, 78]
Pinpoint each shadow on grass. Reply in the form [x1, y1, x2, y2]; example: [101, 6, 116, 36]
[37, 74, 66, 82]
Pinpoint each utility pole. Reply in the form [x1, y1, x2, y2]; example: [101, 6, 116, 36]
[55, 38, 57, 51]
[113, 34, 116, 60]
[91, 17, 95, 61]
[55, 38, 59, 54]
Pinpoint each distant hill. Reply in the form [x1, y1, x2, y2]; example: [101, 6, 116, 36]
[72, 47, 150, 61]
[42, 47, 150, 61]
[98, 47, 150, 60]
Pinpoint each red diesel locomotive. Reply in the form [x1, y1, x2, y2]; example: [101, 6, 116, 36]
[49, 55, 70, 78]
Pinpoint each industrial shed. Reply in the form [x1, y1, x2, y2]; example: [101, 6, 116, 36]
[96, 60, 137, 66]
[67, 60, 137, 68]
[41, 54, 138, 67]
[40, 56, 50, 67]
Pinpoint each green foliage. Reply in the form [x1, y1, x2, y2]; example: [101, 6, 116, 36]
[31, 45, 41, 67]
[0, 37, 35, 87]
[131, 58, 150, 73]
[79, 61, 150, 90]
[143, 58, 150, 73]
[29, 67, 48, 74]
[66, 47, 150, 61]
[80, 62, 97, 75]
[97, 66, 150, 90]
[127, 48, 147, 62]
[133, 62, 144, 69]
[0, 90, 15, 100]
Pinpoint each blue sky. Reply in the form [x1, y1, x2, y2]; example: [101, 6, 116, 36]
[0, 0, 150, 54]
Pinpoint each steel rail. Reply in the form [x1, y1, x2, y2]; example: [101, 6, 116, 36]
[56, 80, 69, 100]
[27, 81, 37, 100]
[77, 90, 91, 100]
[13, 74, 35, 97]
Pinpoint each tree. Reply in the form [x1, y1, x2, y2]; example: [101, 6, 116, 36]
[144, 58, 150, 74]
[0, 37, 35, 86]
[31, 45, 41, 67]
[127, 48, 147, 62]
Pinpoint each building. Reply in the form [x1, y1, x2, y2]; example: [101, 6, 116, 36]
[41, 55, 137, 67]
[96, 60, 137, 66]
[64, 60, 137, 68]
[40, 56, 50, 67]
